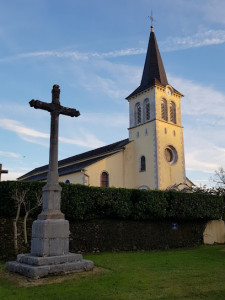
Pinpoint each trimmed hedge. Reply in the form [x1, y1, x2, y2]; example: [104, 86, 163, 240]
[0, 181, 224, 221]
[167, 191, 224, 220]
[0, 217, 207, 259]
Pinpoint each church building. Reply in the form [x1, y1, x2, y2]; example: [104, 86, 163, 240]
[19, 25, 187, 190]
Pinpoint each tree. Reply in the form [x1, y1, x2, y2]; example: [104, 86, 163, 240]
[12, 185, 43, 253]
[23, 189, 42, 245]
[213, 167, 225, 190]
[12, 188, 27, 254]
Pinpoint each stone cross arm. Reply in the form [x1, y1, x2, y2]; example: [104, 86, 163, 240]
[0, 164, 8, 181]
[29, 100, 80, 117]
[0, 164, 8, 174]
[1, 170, 8, 174]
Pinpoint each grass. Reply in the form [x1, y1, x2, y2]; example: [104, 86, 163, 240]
[0, 245, 225, 300]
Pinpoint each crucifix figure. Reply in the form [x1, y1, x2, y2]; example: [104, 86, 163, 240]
[0, 163, 8, 181]
[30, 84, 80, 220]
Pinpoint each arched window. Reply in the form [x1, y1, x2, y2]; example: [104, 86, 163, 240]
[101, 171, 109, 187]
[135, 102, 142, 125]
[144, 99, 150, 122]
[169, 101, 176, 124]
[140, 156, 146, 172]
[161, 99, 168, 121]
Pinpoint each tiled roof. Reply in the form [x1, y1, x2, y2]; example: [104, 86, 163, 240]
[18, 138, 130, 181]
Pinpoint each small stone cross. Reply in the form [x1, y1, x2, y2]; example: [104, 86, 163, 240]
[0, 163, 8, 181]
[29, 84, 80, 220]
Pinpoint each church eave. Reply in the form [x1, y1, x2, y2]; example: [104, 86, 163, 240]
[18, 139, 130, 181]
[126, 79, 159, 100]
[126, 81, 183, 100]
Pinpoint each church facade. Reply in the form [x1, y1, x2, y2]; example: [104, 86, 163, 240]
[19, 26, 187, 190]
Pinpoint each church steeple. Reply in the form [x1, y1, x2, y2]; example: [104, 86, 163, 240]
[126, 25, 168, 99]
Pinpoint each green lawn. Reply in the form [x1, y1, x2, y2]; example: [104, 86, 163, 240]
[1, 245, 225, 300]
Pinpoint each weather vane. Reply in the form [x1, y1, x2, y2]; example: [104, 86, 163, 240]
[148, 10, 154, 27]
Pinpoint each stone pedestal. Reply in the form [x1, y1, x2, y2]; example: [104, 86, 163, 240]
[6, 207, 94, 279]
[6, 219, 94, 279]
[31, 219, 70, 256]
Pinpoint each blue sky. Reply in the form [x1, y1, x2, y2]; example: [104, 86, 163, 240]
[0, 0, 225, 187]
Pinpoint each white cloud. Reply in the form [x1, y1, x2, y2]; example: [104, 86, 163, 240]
[0, 119, 49, 139]
[1, 172, 24, 181]
[169, 75, 225, 118]
[0, 51, 89, 63]
[80, 113, 128, 128]
[0, 150, 21, 158]
[59, 132, 104, 149]
[19, 135, 49, 147]
[82, 75, 127, 99]
[1, 28, 224, 65]
[185, 150, 219, 174]
[0, 118, 104, 149]
[161, 29, 225, 51]
[0, 48, 146, 63]
[167, 75, 225, 178]
[93, 48, 146, 58]
[203, 0, 225, 24]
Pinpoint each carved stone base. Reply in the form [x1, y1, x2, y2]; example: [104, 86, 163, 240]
[6, 253, 94, 279]
[31, 219, 70, 256]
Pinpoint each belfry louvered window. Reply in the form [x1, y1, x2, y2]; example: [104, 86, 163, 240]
[135, 102, 142, 125]
[161, 99, 168, 121]
[170, 101, 176, 124]
[144, 99, 150, 121]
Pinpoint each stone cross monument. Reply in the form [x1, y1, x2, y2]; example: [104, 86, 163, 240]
[0, 164, 8, 181]
[6, 85, 94, 278]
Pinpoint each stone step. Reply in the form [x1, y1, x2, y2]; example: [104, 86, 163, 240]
[16, 252, 83, 266]
[6, 256, 94, 279]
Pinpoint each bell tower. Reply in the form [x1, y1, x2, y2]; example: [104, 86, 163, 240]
[126, 25, 186, 190]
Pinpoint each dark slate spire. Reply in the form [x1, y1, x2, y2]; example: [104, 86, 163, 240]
[141, 26, 168, 87]
[126, 26, 168, 99]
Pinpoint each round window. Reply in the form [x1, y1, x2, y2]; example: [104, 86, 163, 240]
[164, 146, 178, 164]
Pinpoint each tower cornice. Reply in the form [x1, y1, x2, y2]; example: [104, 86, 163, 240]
[126, 82, 183, 101]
